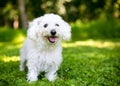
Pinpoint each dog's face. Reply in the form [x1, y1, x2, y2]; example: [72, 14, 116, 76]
[27, 14, 71, 44]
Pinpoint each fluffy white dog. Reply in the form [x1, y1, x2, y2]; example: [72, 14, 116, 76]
[20, 13, 71, 82]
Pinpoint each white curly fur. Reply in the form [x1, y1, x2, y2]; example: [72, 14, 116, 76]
[20, 13, 71, 82]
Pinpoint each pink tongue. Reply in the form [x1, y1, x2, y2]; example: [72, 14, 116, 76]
[49, 37, 56, 43]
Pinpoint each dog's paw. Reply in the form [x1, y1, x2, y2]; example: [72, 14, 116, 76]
[46, 73, 57, 82]
[27, 73, 38, 82]
[49, 77, 56, 82]
[27, 77, 38, 82]
[27, 79, 38, 82]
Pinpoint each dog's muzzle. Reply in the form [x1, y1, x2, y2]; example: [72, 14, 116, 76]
[45, 29, 58, 43]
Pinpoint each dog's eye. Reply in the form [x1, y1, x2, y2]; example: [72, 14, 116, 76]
[44, 24, 48, 28]
[55, 24, 59, 27]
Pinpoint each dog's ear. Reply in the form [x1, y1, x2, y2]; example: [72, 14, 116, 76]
[61, 20, 71, 41]
[27, 18, 41, 41]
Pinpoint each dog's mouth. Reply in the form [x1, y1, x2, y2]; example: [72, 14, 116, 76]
[46, 36, 58, 43]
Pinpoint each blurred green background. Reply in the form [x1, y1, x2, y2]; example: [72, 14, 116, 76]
[0, 0, 120, 28]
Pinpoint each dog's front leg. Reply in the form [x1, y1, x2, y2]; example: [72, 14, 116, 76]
[45, 69, 58, 82]
[27, 62, 39, 82]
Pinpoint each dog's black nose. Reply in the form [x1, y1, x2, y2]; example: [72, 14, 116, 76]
[51, 29, 56, 36]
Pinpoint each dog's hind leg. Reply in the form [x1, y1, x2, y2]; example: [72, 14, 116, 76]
[20, 49, 26, 71]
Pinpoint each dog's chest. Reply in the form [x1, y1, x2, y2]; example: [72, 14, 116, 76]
[36, 50, 62, 72]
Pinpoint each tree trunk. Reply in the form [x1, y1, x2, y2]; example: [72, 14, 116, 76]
[18, 0, 28, 29]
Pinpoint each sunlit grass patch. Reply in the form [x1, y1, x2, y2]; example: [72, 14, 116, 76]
[1, 56, 19, 62]
[62, 39, 120, 49]
[12, 33, 26, 43]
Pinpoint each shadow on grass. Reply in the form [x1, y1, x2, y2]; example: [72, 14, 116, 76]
[0, 28, 26, 42]
[71, 19, 120, 41]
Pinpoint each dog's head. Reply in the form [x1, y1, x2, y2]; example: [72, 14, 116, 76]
[27, 13, 71, 44]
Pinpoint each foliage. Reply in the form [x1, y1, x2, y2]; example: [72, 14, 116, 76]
[0, 0, 120, 27]
[0, 19, 120, 85]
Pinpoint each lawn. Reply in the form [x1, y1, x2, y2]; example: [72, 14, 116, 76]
[0, 19, 120, 86]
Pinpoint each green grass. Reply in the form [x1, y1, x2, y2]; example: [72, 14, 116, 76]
[0, 19, 120, 86]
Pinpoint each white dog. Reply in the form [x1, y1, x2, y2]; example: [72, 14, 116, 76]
[20, 13, 71, 82]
